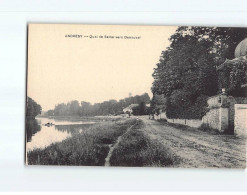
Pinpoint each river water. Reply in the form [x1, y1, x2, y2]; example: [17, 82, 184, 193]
[26, 117, 96, 152]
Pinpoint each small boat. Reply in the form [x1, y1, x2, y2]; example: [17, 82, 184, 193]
[44, 122, 54, 126]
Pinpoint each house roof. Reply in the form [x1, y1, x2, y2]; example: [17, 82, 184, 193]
[129, 104, 139, 108]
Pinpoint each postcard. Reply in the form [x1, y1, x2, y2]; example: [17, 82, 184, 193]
[26, 24, 247, 167]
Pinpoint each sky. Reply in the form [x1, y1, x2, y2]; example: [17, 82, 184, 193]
[27, 24, 177, 111]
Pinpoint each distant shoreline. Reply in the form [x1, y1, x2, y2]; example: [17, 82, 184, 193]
[36, 115, 123, 122]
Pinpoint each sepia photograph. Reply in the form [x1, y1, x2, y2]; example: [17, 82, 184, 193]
[26, 24, 247, 168]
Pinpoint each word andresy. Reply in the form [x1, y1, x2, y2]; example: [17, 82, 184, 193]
[65, 34, 141, 39]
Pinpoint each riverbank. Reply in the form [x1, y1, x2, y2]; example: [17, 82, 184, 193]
[109, 119, 181, 167]
[38, 115, 122, 122]
[27, 116, 181, 167]
[27, 118, 136, 165]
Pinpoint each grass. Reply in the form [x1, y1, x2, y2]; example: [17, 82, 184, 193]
[198, 123, 223, 134]
[109, 120, 181, 167]
[27, 118, 136, 166]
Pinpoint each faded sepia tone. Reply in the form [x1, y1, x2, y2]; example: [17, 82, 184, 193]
[26, 24, 247, 167]
[27, 24, 176, 111]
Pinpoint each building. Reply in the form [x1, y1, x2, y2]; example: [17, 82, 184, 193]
[123, 104, 139, 114]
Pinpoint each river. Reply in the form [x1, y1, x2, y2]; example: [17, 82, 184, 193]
[26, 117, 96, 152]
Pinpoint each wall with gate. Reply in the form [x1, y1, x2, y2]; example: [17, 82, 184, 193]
[235, 104, 247, 136]
[202, 95, 247, 135]
[159, 94, 247, 135]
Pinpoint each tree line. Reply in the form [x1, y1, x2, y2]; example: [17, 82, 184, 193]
[132, 102, 150, 116]
[46, 93, 150, 117]
[26, 97, 42, 119]
[151, 27, 247, 119]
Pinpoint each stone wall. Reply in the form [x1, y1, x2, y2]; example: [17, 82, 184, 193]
[202, 108, 220, 130]
[159, 112, 202, 128]
[158, 95, 247, 134]
[186, 119, 203, 128]
[207, 95, 221, 108]
[225, 96, 247, 131]
[201, 94, 224, 131]
[202, 95, 247, 134]
[235, 104, 247, 136]
[165, 118, 202, 128]
[167, 119, 185, 125]
[160, 112, 167, 119]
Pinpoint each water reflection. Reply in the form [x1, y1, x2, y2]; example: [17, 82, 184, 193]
[26, 124, 71, 152]
[26, 119, 41, 142]
[36, 117, 96, 126]
[55, 124, 94, 134]
[26, 117, 97, 152]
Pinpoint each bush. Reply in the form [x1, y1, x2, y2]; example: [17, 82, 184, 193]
[166, 94, 208, 119]
[198, 123, 221, 135]
[132, 102, 149, 116]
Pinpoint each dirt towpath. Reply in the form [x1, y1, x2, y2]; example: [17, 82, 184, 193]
[139, 116, 246, 168]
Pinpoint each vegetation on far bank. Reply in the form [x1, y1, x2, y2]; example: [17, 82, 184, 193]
[110, 120, 181, 167]
[26, 97, 42, 144]
[27, 118, 136, 166]
[26, 97, 42, 119]
[45, 93, 150, 117]
[39, 115, 122, 122]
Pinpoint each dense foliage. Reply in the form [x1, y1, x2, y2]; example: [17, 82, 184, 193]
[26, 97, 42, 119]
[132, 102, 150, 115]
[150, 94, 167, 115]
[218, 58, 247, 97]
[46, 93, 150, 116]
[151, 27, 247, 119]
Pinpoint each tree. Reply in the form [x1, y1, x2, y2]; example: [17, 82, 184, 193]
[169, 26, 247, 61]
[80, 101, 92, 116]
[151, 26, 247, 119]
[132, 102, 148, 116]
[151, 94, 167, 115]
[69, 100, 80, 116]
[218, 58, 247, 97]
[48, 93, 150, 117]
[26, 97, 42, 119]
[46, 110, 54, 116]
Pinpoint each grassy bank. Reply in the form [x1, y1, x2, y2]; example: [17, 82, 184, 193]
[109, 120, 180, 167]
[27, 118, 136, 166]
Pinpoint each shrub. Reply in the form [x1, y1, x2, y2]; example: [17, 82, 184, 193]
[198, 123, 221, 135]
[166, 94, 208, 119]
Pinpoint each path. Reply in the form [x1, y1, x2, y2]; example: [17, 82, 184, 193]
[140, 116, 246, 168]
[104, 120, 137, 166]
